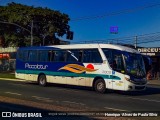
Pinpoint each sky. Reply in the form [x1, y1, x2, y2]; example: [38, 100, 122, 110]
[0, 0, 160, 47]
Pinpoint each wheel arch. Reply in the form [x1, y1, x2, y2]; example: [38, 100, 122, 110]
[92, 76, 105, 88]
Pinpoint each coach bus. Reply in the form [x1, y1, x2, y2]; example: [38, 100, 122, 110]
[15, 44, 147, 93]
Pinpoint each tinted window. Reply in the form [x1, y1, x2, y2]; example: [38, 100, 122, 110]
[83, 49, 102, 63]
[54, 50, 66, 62]
[103, 49, 112, 65]
[112, 50, 124, 71]
[66, 50, 79, 62]
[17, 50, 29, 61]
[17, 50, 23, 60]
[28, 50, 37, 62]
[23, 51, 29, 61]
[38, 50, 51, 62]
[103, 49, 124, 72]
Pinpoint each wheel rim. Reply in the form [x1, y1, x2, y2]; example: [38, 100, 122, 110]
[40, 77, 45, 85]
[97, 82, 104, 91]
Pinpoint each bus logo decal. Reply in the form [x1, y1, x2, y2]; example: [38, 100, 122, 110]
[25, 63, 48, 70]
[59, 64, 98, 74]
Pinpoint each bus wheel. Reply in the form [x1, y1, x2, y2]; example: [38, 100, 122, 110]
[38, 74, 47, 86]
[94, 79, 106, 93]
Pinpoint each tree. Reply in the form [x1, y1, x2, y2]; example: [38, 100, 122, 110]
[0, 2, 71, 47]
[0, 35, 5, 47]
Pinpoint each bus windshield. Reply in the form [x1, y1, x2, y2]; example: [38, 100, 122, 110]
[123, 52, 146, 77]
[102, 49, 146, 78]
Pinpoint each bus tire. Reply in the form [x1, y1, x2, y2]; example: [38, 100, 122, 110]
[94, 79, 106, 93]
[38, 74, 47, 86]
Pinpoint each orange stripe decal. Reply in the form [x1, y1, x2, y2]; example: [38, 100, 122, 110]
[58, 64, 98, 73]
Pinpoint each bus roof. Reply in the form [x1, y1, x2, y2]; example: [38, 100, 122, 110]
[48, 44, 140, 54]
[18, 46, 59, 50]
[18, 44, 140, 54]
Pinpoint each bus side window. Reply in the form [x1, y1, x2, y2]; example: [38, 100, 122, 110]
[38, 50, 49, 62]
[48, 50, 52, 61]
[91, 49, 102, 63]
[17, 50, 27, 61]
[17, 50, 22, 60]
[28, 50, 37, 62]
[66, 50, 78, 62]
[51, 51, 55, 61]
[54, 51, 59, 61]
[103, 49, 112, 66]
[54, 50, 66, 62]
[23, 50, 28, 61]
[61, 51, 67, 61]
[112, 50, 124, 72]
[83, 50, 90, 63]
[78, 50, 83, 62]
[83, 49, 102, 63]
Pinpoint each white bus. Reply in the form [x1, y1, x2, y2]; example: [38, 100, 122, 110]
[16, 44, 147, 93]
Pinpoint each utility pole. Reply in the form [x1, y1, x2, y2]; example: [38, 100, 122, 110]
[30, 20, 33, 46]
[134, 36, 137, 48]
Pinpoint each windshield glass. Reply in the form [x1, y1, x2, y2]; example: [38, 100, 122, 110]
[123, 52, 146, 77]
[102, 49, 146, 77]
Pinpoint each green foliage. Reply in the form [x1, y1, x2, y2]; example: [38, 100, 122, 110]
[0, 73, 15, 79]
[0, 2, 70, 47]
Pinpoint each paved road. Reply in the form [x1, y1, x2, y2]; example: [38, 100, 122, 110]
[0, 79, 160, 112]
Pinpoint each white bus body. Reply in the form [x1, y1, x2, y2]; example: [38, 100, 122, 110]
[16, 44, 147, 93]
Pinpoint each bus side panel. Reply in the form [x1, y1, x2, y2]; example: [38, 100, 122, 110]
[28, 74, 38, 81]
[47, 75, 67, 84]
[85, 77, 93, 87]
[16, 61, 24, 79]
[67, 76, 78, 85]
[105, 78, 112, 89]
[15, 72, 25, 80]
[111, 72, 125, 90]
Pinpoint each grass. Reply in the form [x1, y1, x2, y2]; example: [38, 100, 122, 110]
[0, 72, 15, 79]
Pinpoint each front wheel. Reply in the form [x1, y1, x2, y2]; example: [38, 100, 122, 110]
[94, 79, 106, 93]
[38, 74, 47, 86]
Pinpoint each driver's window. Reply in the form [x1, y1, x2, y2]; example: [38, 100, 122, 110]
[112, 50, 124, 72]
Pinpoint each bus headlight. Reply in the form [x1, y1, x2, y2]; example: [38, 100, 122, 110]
[125, 77, 130, 81]
[124, 75, 130, 81]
